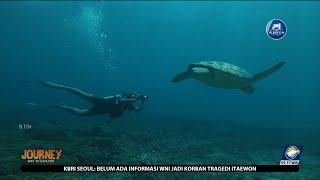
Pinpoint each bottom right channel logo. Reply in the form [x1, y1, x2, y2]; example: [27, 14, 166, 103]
[280, 145, 303, 165]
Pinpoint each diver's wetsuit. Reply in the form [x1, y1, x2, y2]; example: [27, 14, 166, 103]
[42, 82, 147, 119]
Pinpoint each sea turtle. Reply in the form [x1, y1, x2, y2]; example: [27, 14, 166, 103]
[172, 61, 285, 95]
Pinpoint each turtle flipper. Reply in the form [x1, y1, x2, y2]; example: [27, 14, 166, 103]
[240, 85, 255, 95]
[252, 61, 285, 82]
[172, 71, 191, 83]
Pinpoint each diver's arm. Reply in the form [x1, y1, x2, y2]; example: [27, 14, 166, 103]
[101, 95, 136, 105]
[118, 95, 148, 111]
[119, 96, 147, 103]
[135, 95, 148, 110]
[103, 95, 118, 100]
[101, 95, 122, 104]
[134, 100, 145, 111]
[119, 98, 137, 103]
[131, 96, 147, 111]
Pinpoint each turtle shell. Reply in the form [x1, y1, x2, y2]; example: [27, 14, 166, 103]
[197, 61, 251, 78]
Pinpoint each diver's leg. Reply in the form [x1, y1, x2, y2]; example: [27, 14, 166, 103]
[49, 105, 94, 116]
[41, 82, 94, 102]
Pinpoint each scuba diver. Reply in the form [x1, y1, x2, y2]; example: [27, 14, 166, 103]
[41, 81, 148, 119]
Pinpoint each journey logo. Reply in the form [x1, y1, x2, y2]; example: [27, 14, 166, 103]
[21, 149, 62, 163]
[266, 19, 287, 40]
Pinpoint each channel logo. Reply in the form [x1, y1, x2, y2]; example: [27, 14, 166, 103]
[280, 145, 303, 165]
[266, 19, 287, 40]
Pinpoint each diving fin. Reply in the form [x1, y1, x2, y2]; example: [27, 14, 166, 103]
[252, 61, 285, 82]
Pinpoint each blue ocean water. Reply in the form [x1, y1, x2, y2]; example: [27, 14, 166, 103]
[0, 1, 319, 179]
